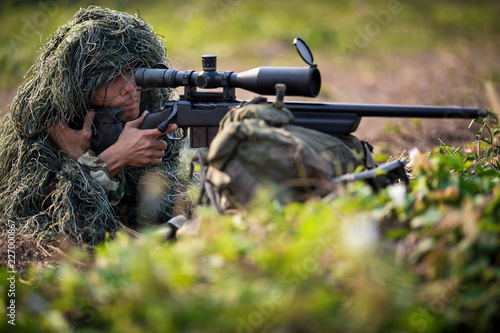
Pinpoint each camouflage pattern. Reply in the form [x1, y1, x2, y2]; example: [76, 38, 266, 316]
[77, 151, 126, 206]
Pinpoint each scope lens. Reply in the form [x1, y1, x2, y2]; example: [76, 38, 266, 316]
[310, 68, 321, 97]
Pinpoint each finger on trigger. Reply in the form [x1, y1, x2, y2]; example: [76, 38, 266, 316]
[157, 123, 178, 137]
[168, 123, 178, 132]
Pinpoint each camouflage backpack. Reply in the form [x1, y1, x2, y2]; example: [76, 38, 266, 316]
[192, 88, 380, 212]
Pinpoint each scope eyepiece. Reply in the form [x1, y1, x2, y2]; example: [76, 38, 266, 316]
[135, 67, 179, 89]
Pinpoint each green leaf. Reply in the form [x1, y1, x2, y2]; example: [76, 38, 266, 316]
[411, 208, 442, 228]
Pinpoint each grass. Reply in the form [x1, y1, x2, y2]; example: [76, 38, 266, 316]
[2, 124, 500, 331]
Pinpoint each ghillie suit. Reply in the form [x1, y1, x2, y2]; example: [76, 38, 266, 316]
[0, 6, 188, 245]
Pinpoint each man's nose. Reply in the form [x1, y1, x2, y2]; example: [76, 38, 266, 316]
[120, 74, 137, 96]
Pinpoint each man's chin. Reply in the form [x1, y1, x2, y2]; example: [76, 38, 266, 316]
[121, 108, 140, 122]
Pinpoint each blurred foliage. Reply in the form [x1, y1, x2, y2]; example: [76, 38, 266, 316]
[1, 0, 500, 88]
[471, 111, 500, 163]
[1, 111, 500, 332]
[1, 1, 500, 332]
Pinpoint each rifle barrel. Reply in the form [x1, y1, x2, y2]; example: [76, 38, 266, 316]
[284, 102, 487, 119]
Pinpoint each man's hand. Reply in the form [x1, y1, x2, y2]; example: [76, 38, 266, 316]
[49, 111, 95, 160]
[98, 111, 178, 177]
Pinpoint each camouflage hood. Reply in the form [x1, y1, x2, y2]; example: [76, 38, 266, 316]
[10, 5, 172, 138]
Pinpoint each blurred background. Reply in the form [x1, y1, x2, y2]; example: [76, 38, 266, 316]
[1, 0, 499, 153]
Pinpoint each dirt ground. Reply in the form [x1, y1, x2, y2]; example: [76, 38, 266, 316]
[318, 45, 499, 155]
[0, 234, 63, 277]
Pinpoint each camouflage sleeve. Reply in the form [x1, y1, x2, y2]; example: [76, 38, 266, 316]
[77, 151, 125, 206]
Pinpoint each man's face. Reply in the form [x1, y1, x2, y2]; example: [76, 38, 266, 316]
[91, 69, 141, 122]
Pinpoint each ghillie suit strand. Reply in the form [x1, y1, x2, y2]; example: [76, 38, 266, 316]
[0, 6, 187, 245]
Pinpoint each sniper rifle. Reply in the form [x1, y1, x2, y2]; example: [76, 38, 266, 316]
[86, 38, 488, 155]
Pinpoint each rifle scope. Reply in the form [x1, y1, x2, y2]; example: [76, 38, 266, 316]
[135, 38, 321, 97]
[136, 64, 320, 97]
